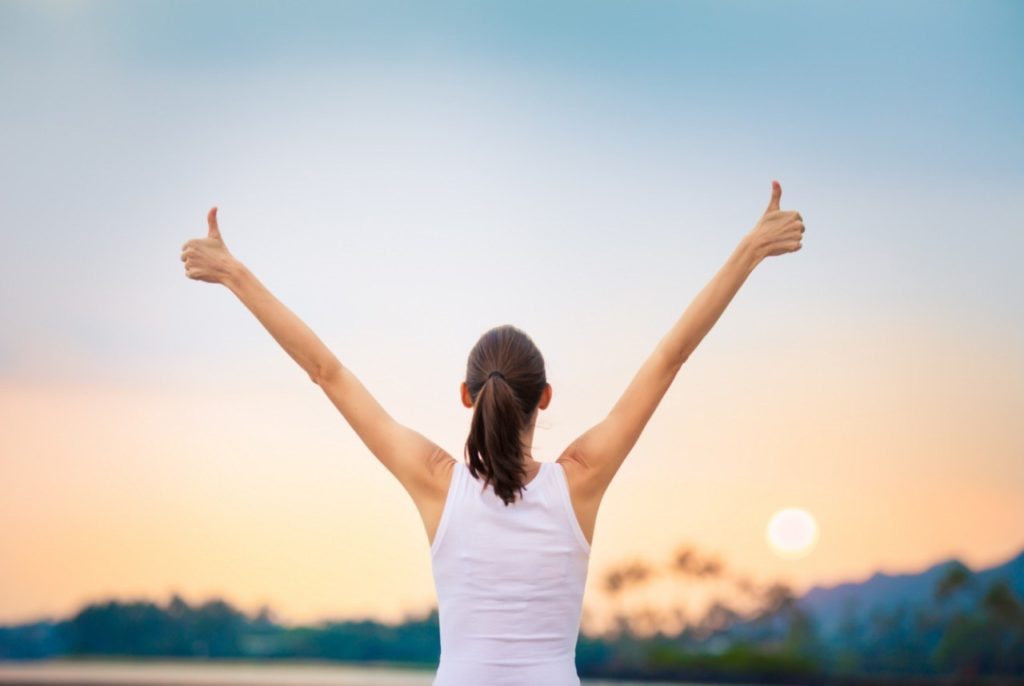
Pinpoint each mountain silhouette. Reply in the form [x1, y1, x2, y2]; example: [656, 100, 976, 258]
[796, 545, 1024, 638]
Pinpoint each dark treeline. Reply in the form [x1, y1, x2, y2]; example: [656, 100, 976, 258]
[2, 546, 1022, 684]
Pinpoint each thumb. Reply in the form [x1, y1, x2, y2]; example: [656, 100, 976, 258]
[207, 206, 221, 240]
[766, 180, 781, 213]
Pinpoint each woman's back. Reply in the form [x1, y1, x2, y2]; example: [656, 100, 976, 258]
[430, 460, 591, 685]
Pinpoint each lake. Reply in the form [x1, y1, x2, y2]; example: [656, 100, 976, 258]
[0, 660, 763, 685]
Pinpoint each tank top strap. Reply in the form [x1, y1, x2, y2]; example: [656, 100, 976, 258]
[529, 460, 553, 493]
[551, 460, 592, 555]
[430, 460, 466, 558]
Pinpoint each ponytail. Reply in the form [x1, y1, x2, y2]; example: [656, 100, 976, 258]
[466, 373, 529, 506]
[463, 325, 548, 506]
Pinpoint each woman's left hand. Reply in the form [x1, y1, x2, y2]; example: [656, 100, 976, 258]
[181, 207, 240, 285]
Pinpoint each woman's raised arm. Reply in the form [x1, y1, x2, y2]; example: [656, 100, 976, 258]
[560, 181, 805, 503]
[181, 208, 336, 383]
[181, 208, 453, 502]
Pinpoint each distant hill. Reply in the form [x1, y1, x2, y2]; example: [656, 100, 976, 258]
[796, 545, 1024, 638]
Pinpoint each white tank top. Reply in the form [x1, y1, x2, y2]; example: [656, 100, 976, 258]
[430, 460, 592, 685]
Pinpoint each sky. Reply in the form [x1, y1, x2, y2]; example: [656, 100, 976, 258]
[0, 0, 1022, 632]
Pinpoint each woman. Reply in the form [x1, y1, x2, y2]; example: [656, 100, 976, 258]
[180, 180, 804, 685]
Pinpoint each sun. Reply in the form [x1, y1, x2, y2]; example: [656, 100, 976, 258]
[766, 507, 819, 558]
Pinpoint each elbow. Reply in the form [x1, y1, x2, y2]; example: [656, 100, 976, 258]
[656, 346, 687, 375]
[313, 359, 343, 386]
[667, 356, 687, 378]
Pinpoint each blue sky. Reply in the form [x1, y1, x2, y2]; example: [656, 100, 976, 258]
[2, 0, 1021, 387]
[1, 1, 1022, 625]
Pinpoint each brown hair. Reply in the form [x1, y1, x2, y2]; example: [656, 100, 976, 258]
[464, 324, 548, 506]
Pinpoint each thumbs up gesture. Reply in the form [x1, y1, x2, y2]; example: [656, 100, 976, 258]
[745, 180, 805, 261]
[180, 207, 241, 284]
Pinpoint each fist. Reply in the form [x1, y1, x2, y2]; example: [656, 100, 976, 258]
[747, 180, 805, 260]
[180, 207, 238, 284]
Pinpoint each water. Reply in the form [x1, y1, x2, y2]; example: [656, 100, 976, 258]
[0, 660, 742, 685]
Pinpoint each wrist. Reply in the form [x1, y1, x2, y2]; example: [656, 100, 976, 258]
[222, 258, 250, 292]
[735, 234, 762, 272]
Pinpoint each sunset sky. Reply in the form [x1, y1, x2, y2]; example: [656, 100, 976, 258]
[1, 0, 1021, 633]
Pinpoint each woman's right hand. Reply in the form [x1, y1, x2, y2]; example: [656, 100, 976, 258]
[745, 180, 805, 261]
[181, 207, 241, 285]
